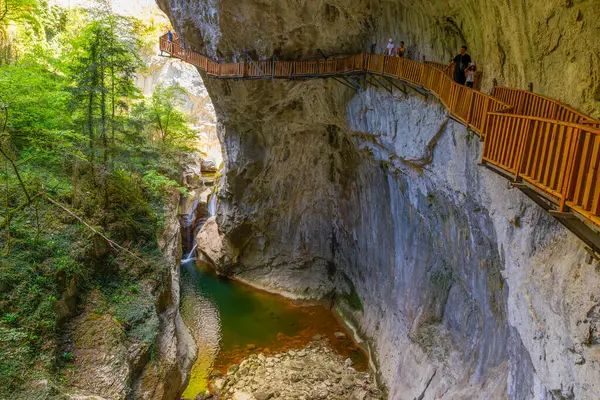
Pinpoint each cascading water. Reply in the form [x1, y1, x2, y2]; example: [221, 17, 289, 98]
[182, 244, 198, 262]
[207, 192, 217, 217]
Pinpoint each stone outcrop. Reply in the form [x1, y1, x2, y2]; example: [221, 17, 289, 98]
[205, 339, 381, 400]
[158, 1, 600, 399]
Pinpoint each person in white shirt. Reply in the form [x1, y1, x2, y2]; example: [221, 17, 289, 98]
[466, 62, 476, 88]
[385, 38, 395, 56]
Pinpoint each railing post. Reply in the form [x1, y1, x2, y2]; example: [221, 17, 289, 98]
[466, 91, 476, 127]
[559, 128, 582, 212]
[514, 119, 531, 181]
[272, 56, 275, 79]
[481, 97, 491, 139]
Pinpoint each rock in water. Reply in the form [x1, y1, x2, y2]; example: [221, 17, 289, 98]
[334, 332, 347, 339]
[227, 364, 239, 375]
[213, 378, 226, 391]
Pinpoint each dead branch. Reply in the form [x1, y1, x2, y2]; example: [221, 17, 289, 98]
[44, 195, 148, 265]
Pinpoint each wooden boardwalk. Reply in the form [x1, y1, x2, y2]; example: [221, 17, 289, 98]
[160, 35, 600, 257]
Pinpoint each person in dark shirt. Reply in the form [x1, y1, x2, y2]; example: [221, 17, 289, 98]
[167, 30, 173, 42]
[450, 45, 471, 85]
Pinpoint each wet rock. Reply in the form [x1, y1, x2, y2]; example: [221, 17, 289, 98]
[334, 332, 347, 339]
[195, 390, 212, 400]
[214, 378, 226, 391]
[228, 364, 239, 375]
[312, 334, 322, 341]
[209, 369, 223, 379]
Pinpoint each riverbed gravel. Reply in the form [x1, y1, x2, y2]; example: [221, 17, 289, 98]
[196, 338, 382, 400]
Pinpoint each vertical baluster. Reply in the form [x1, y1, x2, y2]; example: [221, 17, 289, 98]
[560, 128, 583, 211]
[514, 119, 532, 180]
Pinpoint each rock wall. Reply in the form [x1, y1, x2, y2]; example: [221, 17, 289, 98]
[157, 0, 600, 398]
[133, 190, 197, 400]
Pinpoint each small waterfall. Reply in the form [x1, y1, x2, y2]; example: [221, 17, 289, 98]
[208, 193, 217, 217]
[182, 244, 198, 263]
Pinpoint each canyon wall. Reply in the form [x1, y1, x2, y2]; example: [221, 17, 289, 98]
[157, 0, 600, 398]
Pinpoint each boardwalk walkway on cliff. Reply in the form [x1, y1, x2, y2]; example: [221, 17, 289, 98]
[159, 35, 600, 259]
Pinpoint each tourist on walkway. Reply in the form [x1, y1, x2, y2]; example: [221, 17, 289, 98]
[167, 29, 173, 42]
[385, 38, 395, 56]
[396, 41, 406, 58]
[450, 45, 471, 85]
[466, 62, 476, 88]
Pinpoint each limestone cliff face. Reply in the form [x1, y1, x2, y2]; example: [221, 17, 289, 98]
[157, 1, 600, 399]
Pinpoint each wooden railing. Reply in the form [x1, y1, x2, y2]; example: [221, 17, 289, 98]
[492, 87, 598, 125]
[483, 115, 600, 226]
[160, 34, 600, 231]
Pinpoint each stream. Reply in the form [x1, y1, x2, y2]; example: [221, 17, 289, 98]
[179, 245, 368, 398]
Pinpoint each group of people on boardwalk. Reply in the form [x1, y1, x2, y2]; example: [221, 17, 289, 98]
[384, 37, 477, 88]
[384, 38, 406, 58]
[167, 28, 477, 89]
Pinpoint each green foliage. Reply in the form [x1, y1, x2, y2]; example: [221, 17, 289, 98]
[112, 287, 159, 344]
[0, 1, 197, 395]
[133, 83, 196, 152]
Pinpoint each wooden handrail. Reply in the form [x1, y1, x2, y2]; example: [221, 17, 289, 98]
[159, 35, 600, 232]
[492, 86, 598, 126]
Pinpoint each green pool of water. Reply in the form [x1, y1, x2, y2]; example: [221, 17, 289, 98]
[179, 259, 367, 399]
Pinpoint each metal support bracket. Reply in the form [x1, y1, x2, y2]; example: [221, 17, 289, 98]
[332, 77, 358, 91]
[382, 75, 408, 94]
[245, 51, 266, 76]
[368, 73, 392, 94]
[356, 74, 377, 88]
